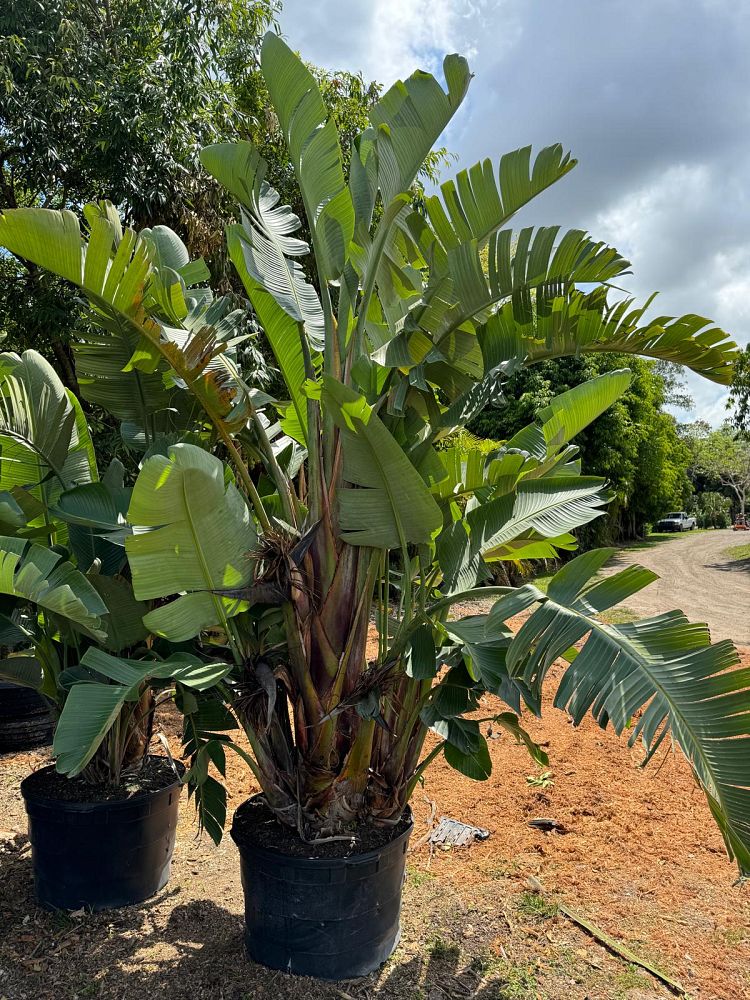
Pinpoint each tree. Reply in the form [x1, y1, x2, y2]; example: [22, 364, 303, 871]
[0, 0, 279, 227]
[685, 423, 750, 516]
[2, 34, 749, 880]
[0, 0, 279, 395]
[692, 491, 732, 529]
[728, 344, 750, 435]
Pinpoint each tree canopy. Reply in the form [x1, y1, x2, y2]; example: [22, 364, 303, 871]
[728, 344, 750, 435]
[683, 422, 750, 516]
[0, 0, 279, 227]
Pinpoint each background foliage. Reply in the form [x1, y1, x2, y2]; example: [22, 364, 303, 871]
[469, 354, 693, 542]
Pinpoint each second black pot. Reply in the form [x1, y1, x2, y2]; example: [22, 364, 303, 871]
[21, 759, 183, 910]
[0, 681, 53, 753]
[232, 799, 413, 980]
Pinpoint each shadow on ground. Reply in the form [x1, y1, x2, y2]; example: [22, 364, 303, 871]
[0, 891, 547, 1000]
[705, 557, 750, 574]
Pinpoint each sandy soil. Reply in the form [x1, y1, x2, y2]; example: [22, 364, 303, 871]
[601, 529, 750, 644]
[1, 569, 749, 1000]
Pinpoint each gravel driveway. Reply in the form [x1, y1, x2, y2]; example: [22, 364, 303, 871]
[604, 528, 750, 646]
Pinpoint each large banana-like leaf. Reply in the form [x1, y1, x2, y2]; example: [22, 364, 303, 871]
[534, 369, 633, 452]
[0, 205, 251, 447]
[481, 286, 738, 386]
[87, 574, 149, 653]
[53, 647, 232, 776]
[434, 369, 631, 504]
[372, 228, 631, 417]
[46, 475, 132, 576]
[201, 142, 325, 352]
[368, 54, 471, 204]
[0, 205, 172, 431]
[0, 352, 97, 536]
[437, 477, 610, 594]
[344, 53, 472, 346]
[225, 225, 309, 445]
[431, 226, 630, 344]
[468, 477, 611, 554]
[0, 654, 43, 690]
[126, 444, 256, 641]
[435, 371, 630, 589]
[0, 535, 107, 640]
[260, 32, 353, 280]
[320, 378, 442, 548]
[489, 550, 750, 876]
[423, 144, 577, 250]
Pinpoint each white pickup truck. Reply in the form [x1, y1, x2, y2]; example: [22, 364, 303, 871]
[655, 511, 697, 532]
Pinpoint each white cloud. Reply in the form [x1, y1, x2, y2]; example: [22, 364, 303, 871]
[278, 0, 496, 84]
[275, 0, 750, 424]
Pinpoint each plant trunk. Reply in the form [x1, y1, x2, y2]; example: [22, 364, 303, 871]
[240, 501, 425, 838]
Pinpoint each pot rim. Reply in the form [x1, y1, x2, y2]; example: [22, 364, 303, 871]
[20, 755, 185, 812]
[230, 794, 413, 865]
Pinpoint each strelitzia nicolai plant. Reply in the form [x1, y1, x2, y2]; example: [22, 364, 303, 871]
[1, 34, 748, 875]
[0, 323, 232, 788]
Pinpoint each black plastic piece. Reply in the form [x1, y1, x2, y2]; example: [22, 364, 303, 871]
[232, 800, 413, 980]
[21, 760, 183, 910]
[0, 681, 53, 753]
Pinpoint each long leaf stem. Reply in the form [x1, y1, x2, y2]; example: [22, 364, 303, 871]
[406, 739, 445, 798]
[345, 196, 408, 382]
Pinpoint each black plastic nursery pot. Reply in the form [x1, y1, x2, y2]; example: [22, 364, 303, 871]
[21, 757, 184, 911]
[0, 681, 53, 753]
[231, 797, 413, 980]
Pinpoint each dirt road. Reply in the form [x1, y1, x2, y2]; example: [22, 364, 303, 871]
[604, 528, 749, 645]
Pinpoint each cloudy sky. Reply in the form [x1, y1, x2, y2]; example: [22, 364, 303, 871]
[278, 0, 750, 423]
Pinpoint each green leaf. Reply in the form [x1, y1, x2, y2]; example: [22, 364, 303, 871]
[201, 142, 325, 351]
[0, 654, 43, 690]
[53, 681, 127, 776]
[87, 574, 149, 653]
[180, 688, 239, 844]
[139, 224, 190, 271]
[53, 648, 232, 776]
[491, 712, 549, 767]
[467, 476, 611, 555]
[51, 480, 131, 575]
[433, 227, 630, 349]
[507, 549, 750, 877]
[484, 533, 578, 562]
[424, 144, 577, 250]
[226, 224, 309, 444]
[421, 664, 481, 725]
[187, 771, 227, 846]
[320, 378, 442, 548]
[0, 535, 107, 639]
[0, 207, 172, 434]
[486, 584, 546, 630]
[126, 444, 256, 640]
[0, 351, 97, 538]
[260, 33, 353, 280]
[483, 286, 738, 386]
[407, 625, 437, 679]
[535, 370, 633, 452]
[369, 54, 471, 203]
[0, 207, 83, 283]
[0, 204, 251, 445]
[443, 728, 492, 780]
[0, 492, 28, 535]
